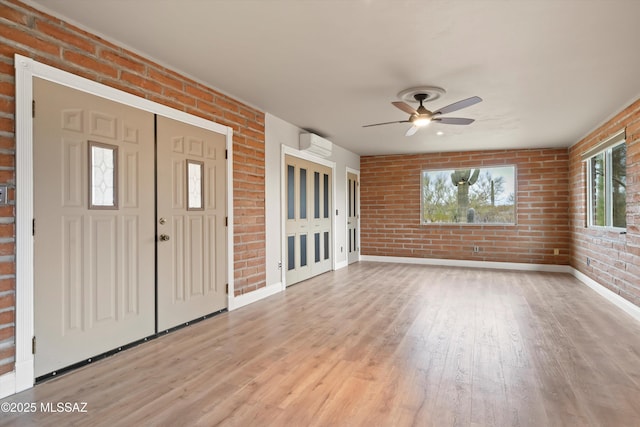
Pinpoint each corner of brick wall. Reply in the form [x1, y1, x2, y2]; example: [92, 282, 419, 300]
[568, 98, 640, 307]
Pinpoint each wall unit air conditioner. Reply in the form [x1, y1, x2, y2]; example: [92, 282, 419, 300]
[299, 133, 332, 158]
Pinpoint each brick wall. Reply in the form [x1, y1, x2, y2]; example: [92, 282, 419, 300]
[360, 149, 570, 264]
[568, 98, 640, 307]
[0, 0, 266, 375]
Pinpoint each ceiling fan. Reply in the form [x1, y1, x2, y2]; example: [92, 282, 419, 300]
[363, 93, 482, 136]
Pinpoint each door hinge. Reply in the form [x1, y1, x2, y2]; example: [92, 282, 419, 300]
[225, 149, 228, 159]
[225, 217, 228, 227]
[32, 336, 36, 354]
[225, 284, 229, 294]
[32, 218, 35, 236]
[32, 100, 35, 118]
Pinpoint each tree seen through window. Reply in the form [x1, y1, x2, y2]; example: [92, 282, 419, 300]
[421, 166, 516, 224]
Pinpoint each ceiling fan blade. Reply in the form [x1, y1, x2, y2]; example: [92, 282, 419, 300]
[363, 120, 410, 128]
[405, 125, 419, 136]
[433, 96, 482, 115]
[433, 117, 475, 125]
[392, 101, 418, 115]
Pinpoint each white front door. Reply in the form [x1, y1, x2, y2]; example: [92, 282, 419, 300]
[285, 155, 332, 286]
[156, 116, 227, 331]
[347, 171, 359, 264]
[33, 78, 155, 376]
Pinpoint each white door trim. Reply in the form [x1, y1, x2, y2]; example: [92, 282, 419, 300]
[10, 54, 234, 395]
[280, 145, 336, 287]
[346, 167, 361, 264]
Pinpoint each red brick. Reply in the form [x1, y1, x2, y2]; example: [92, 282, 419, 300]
[215, 95, 239, 113]
[0, 278, 15, 293]
[163, 87, 196, 107]
[120, 71, 162, 94]
[0, 117, 13, 133]
[0, 262, 15, 276]
[0, 310, 14, 325]
[0, 24, 59, 56]
[0, 326, 14, 341]
[0, 242, 14, 256]
[148, 68, 182, 91]
[0, 98, 15, 115]
[0, 153, 14, 168]
[100, 49, 146, 74]
[0, 3, 30, 26]
[63, 50, 118, 78]
[35, 20, 95, 53]
[0, 293, 14, 310]
[186, 85, 214, 103]
[197, 100, 223, 118]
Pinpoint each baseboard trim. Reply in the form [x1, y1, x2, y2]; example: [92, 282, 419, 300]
[570, 268, 640, 323]
[360, 255, 572, 273]
[229, 282, 284, 311]
[359, 255, 639, 324]
[0, 371, 16, 399]
[335, 260, 349, 270]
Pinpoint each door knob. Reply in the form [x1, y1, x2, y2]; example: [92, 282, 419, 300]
[159, 234, 170, 242]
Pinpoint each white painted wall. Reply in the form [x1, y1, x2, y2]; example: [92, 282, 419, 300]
[265, 113, 360, 287]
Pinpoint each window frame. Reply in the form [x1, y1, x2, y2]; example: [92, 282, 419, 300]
[584, 130, 626, 230]
[88, 140, 119, 210]
[420, 165, 517, 226]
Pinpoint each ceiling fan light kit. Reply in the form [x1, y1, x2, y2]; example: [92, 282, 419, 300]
[363, 86, 482, 137]
[413, 117, 431, 127]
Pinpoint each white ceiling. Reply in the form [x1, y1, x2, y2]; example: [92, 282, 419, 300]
[28, 0, 640, 156]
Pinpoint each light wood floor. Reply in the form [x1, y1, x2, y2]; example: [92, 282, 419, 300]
[2, 262, 640, 426]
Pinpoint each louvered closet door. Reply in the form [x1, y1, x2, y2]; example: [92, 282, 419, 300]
[285, 155, 332, 286]
[156, 116, 227, 331]
[33, 78, 155, 376]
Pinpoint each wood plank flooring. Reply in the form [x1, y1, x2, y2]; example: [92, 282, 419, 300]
[2, 262, 640, 426]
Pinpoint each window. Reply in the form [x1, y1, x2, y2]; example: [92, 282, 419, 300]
[88, 141, 118, 209]
[585, 130, 626, 228]
[186, 160, 204, 210]
[421, 166, 516, 225]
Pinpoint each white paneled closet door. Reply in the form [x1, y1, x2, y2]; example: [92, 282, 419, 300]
[285, 155, 332, 286]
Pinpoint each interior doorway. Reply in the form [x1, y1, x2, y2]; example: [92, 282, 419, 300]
[284, 154, 333, 286]
[347, 169, 360, 265]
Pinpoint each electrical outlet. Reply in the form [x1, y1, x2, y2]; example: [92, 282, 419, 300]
[0, 185, 7, 205]
[587, 257, 591, 266]
[277, 261, 282, 270]
[553, 248, 560, 255]
[473, 246, 480, 253]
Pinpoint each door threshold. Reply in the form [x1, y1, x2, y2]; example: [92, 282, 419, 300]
[36, 308, 227, 384]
